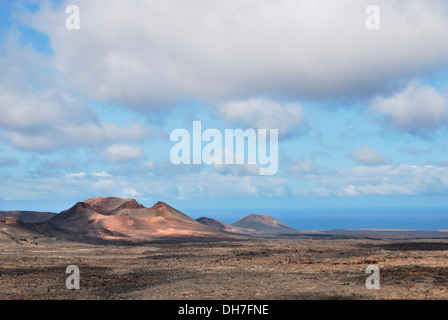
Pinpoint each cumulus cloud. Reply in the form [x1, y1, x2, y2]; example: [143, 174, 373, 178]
[371, 81, 448, 136]
[1, 89, 73, 131]
[0, 91, 154, 151]
[0, 31, 155, 152]
[103, 144, 144, 162]
[2, 0, 448, 205]
[23, 0, 448, 108]
[348, 144, 389, 165]
[218, 98, 306, 138]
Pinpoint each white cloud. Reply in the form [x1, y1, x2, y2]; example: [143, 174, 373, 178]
[25, 0, 448, 107]
[371, 81, 448, 135]
[91, 171, 111, 178]
[123, 188, 141, 197]
[61, 122, 154, 147]
[0, 30, 157, 152]
[103, 144, 144, 162]
[292, 157, 318, 174]
[65, 172, 87, 178]
[3, 160, 448, 202]
[0, 88, 88, 130]
[4, 132, 54, 151]
[167, 172, 289, 199]
[218, 98, 305, 138]
[299, 164, 448, 196]
[0, 111, 153, 152]
[0, 168, 289, 202]
[348, 144, 389, 165]
[65, 171, 111, 178]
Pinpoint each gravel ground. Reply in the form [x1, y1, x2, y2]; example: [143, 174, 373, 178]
[0, 238, 447, 300]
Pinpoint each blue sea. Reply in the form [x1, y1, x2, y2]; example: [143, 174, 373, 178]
[188, 208, 448, 231]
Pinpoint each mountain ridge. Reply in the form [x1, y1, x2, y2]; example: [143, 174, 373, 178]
[46, 197, 244, 242]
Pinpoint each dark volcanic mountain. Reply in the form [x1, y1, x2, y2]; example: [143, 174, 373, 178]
[232, 213, 296, 234]
[47, 197, 244, 242]
[0, 211, 57, 223]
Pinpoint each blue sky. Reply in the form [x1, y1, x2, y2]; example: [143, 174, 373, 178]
[0, 0, 448, 229]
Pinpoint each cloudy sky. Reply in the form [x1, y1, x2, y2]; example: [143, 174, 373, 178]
[0, 0, 448, 219]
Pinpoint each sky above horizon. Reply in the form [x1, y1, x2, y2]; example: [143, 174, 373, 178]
[0, 0, 448, 221]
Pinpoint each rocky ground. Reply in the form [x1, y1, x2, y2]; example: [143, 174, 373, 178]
[0, 238, 447, 300]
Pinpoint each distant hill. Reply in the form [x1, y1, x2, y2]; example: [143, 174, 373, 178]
[0, 211, 57, 223]
[196, 217, 256, 235]
[232, 213, 296, 234]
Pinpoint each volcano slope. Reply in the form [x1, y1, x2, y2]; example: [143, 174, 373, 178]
[0, 211, 56, 223]
[231, 213, 297, 234]
[45, 197, 247, 243]
[196, 217, 258, 235]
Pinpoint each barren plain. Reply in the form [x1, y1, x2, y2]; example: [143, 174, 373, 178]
[1, 237, 447, 300]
